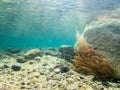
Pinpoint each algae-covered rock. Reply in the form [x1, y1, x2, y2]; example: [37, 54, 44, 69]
[82, 15, 120, 78]
[74, 31, 115, 80]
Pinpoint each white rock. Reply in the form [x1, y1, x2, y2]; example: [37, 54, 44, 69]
[54, 68, 60, 74]
[34, 56, 41, 60]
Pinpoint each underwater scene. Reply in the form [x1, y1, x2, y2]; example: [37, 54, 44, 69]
[0, 0, 120, 90]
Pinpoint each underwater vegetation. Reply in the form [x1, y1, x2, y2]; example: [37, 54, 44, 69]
[73, 31, 119, 81]
[83, 14, 120, 79]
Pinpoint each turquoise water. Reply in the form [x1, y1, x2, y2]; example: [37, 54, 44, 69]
[0, 0, 120, 49]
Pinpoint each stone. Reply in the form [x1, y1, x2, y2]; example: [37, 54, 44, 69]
[5, 48, 21, 54]
[67, 78, 75, 84]
[34, 56, 41, 60]
[47, 47, 57, 51]
[59, 45, 75, 61]
[83, 20, 120, 61]
[108, 82, 118, 87]
[0, 65, 9, 69]
[24, 49, 41, 59]
[54, 68, 60, 74]
[0, 54, 1, 57]
[67, 70, 75, 75]
[79, 85, 94, 90]
[29, 62, 34, 64]
[60, 66, 70, 73]
[16, 57, 26, 63]
[49, 68, 54, 72]
[40, 48, 61, 57]
[82, 15, 120, 77]
[21, 82, 25, 85]
[11, 64, 21, 71]
[42, 63, 48, 66]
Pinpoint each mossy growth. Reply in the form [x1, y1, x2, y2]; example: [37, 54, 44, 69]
[73, 31, 117, 81]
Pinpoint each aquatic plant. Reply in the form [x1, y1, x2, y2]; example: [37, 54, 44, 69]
[83, 15, 120, 79]
[73, 31, 117, 81]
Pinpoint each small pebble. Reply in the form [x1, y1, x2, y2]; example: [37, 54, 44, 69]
[42, 63, 48, 66]
[11, 64, 21, 71]
[29, 62, 34, 64]
[21, 82, 25, 85]
[54, 68, 60, 74]
[16, 57, 26, 63]
[34, 56, 41, 60]
[60, 66, 70, 73]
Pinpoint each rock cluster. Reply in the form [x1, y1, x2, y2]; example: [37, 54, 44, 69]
[5, 48, 21, 54]
[0, 48, 119, 90]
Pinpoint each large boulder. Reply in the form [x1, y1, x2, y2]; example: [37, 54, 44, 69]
[82, 15, 120, 77]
